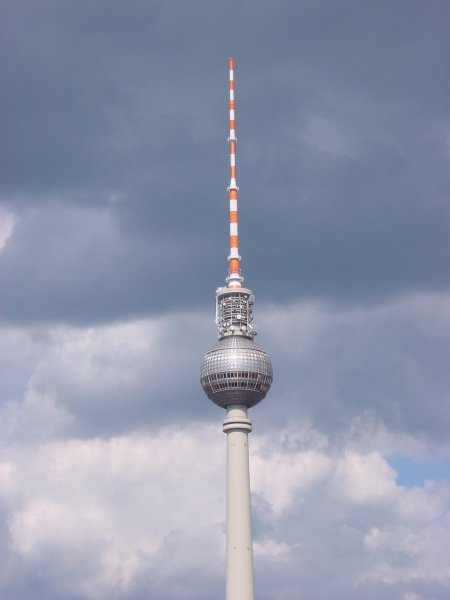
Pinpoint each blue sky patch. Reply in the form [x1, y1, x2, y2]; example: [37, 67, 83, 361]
[388, 455, 450, 488]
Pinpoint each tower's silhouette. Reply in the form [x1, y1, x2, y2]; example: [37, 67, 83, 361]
[200, 58, 273, 600]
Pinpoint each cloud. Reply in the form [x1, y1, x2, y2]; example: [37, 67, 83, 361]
[2, 291, 448, 443]
[1, 425, 449, 600]
[1, 290, 448, 597]
[1, 311, 217, 441]
[1, 429, 225, 600]
[259, 291, 450, 442]
[0, 200, 223, 324]
[1, 1, 449, 598]
[2, 1, 449, 326]
[0, 207, 15, 251]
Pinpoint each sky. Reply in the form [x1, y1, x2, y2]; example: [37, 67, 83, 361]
[1, 1, 449, 599]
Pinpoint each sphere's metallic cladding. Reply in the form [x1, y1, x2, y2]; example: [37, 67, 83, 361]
[201, 336, 273, 408]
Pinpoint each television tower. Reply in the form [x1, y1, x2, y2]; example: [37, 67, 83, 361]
[200, 58, 273, 600]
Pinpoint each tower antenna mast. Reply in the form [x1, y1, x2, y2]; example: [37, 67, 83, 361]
[227, 57, 243, 288]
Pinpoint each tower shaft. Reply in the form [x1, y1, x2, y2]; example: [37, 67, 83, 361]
[223, 406, 254, 600]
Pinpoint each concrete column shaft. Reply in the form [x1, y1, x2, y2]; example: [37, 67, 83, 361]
[224, 405, 254, 600]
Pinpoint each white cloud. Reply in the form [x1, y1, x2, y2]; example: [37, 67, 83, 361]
[0, 207, 15, 251]
[254, 537, 300, 560]
[360, 485, 450, 585]
[1, 428, 225, 599]
[334, 450, 397, 504]
[251, 431, 332, 514]
[1, 421, 449, 599]
[0, 293, 449, 598]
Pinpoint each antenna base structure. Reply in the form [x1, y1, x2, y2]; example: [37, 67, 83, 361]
[226, 270, 244, 288]
[201, 285, 272, 409]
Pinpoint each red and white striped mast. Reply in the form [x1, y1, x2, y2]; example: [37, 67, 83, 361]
[227, 57, 244, 289]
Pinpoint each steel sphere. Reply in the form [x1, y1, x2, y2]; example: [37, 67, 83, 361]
[200, 336, 273, 408]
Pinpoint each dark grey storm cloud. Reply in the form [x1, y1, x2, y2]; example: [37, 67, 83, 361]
[1, 0, 449, 325]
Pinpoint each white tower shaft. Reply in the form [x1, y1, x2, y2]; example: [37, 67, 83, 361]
[223, 405, 255, 600]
